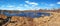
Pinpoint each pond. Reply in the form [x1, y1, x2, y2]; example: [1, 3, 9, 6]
[3, 12, 50, 18]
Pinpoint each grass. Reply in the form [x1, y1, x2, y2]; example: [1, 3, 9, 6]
[0, 12, 60, 26]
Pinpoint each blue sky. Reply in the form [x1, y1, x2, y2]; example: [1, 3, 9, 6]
[0, 0, 60, 10]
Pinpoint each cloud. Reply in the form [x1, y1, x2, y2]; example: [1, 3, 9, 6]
[49, 4, 55, 6]
[30, 2, 38, 5]
[6, 5, 15, 8]
[25, 1, 29, 3]
[25, 1, 38, 5]
[57, 2, 60, 4]
[0, 5, 7, 10]
[25, 1, 39, 10]
[7, 5, 15, 8]
[0, 3, 39, 10]
[24, 4, 29, 7]
[0, 5, 17, 10]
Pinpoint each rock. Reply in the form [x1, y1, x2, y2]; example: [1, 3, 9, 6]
[0, 14, 7, 19]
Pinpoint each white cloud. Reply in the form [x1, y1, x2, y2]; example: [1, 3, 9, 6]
[57, 2, 60, 4]
[25, 1, 29, 3]
[0, 5, 7, 10]
[0, 8, 6, 10]
[0, 5, 17, 10]
[25, 1, 39, 10]
[29, 2, 38, 5]
[7, 5, 15, 8]
[25, 1, 38, 5]
[24, 4, 29, 7]
[16, 7, 21, 10]
[49, 4, 55, 6]
[0, 3, 39, 10]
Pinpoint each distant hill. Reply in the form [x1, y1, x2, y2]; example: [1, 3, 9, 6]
[38, 8, 60, 12]
[0, 8, 60, 14]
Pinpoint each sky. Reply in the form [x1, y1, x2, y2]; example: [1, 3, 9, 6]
[0, 0, 60, 10]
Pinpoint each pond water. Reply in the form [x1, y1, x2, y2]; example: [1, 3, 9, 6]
[3, 12, 50, 18]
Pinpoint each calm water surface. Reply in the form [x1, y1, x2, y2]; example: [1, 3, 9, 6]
[3, 12, 50, 18]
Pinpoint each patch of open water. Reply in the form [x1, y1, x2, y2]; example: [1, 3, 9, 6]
[3, 12, 50, 18]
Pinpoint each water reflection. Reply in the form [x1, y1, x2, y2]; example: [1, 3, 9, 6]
[2, 11, 50, 18]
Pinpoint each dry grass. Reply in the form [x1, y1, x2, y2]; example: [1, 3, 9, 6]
[33, 12, 60, 26]
[0, 14, 7, 19]
[5, 16, 33, 26]
[0, 12, 60, 26]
